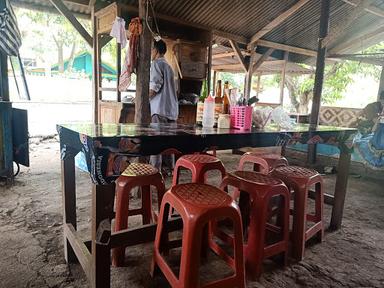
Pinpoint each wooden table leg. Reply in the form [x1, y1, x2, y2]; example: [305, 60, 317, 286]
[330, 150, 352, 230]
[91, 183, 115, 288]
[61, 157, 77, 263]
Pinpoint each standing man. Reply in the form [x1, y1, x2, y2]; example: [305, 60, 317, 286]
[149, 39, 179, 172]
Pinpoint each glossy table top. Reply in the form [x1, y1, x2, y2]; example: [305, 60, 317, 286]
[58, 123, 356, 139]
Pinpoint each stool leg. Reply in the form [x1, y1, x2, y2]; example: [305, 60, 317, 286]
[231, 211, 246, 288]
[245, 195, 266, 280]
[141, 185, 152, 225]
[292, 186, 307, 261]
[179, 221, 202, 288]
[153, 176, 166, 223]
[112, 181, 132, 267]
[151, 201, 170, 277]
[172, 163, 182, 186]
[315, 182, 324, 242]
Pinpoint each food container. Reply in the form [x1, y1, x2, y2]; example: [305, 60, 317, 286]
[217, 114, 231, 129]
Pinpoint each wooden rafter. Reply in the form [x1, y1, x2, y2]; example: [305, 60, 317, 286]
[256, 39, 317, 57]
[254, 49, 276, 71]
[212, 51, 250, 59]
[341, 0, 384, 18]
[212, 52, 236, 59]
[328, 54, 384, 66]
[229, 40, 247, 72]
[248, 0, 310, 47]
[49, 0, 93, 47]
[118, 3, 248, 44]
[213, 60, 285, 71]
[322, 0, 375, 48]
[328, 24, 384, 54]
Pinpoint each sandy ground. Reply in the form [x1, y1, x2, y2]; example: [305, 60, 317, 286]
[1, 138, 384, 288]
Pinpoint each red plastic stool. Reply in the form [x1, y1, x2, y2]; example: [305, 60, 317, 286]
[152, 183, 245, 288]
[272, 165, 324, 261]
[239, 152, 288, 172]
[219, 171, 290, 279]
[112, 163, 165, 267]
[172, 154, 226, 186]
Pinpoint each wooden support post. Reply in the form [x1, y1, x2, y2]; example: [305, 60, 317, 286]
[244, 46, 257, 100]
[330, 149, 352, 230]
[279, 52, 288, 105]
[61, 157, 77, 263]
[212, 70, 217, 94]
[116, 6, 122, 103]
[378, 66, 384, 100]
[207, 32, 213, 95]
[308, 0, 330, 164]
[91, 184, 115, 288]
[92, 8, 100, 124]
[0, 51, 9, 101]
[49, 0, 93, 47]
[256, 74, 261, 98]
[135, 0, 151, 124]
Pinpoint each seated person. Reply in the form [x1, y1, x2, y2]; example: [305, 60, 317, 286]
[356, 91, 384, 135]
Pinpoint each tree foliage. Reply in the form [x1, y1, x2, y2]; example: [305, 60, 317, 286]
[261, 43, 383, 113]
[16, 8, 90, 73]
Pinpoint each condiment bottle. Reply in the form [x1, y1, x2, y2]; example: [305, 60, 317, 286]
[223, 81, 230, 114]
[202, 94, 215, 128]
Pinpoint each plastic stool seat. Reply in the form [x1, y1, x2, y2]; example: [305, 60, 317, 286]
[172, 154, 226, 186]
[121, 162, 158, 176]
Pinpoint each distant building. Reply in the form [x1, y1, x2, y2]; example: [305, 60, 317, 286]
[28, 51, 116, 80]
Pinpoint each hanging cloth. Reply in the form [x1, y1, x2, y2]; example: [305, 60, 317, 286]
[0, 0, 22, 56]
[110, 16, 127, 48]
[119, 17, 142, 92]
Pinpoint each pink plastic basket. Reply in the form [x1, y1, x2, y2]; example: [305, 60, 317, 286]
[230, 106, 253, 130]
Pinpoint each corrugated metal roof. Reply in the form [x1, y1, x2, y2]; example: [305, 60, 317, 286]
[11, 0, 384, 62]
[11, 0, 91, 17]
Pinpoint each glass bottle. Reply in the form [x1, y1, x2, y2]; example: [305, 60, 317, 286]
[223, 81, 230, 114]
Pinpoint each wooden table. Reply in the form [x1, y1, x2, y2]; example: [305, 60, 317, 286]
[57, 123, 356, 288]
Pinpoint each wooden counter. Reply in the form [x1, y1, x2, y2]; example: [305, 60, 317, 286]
[99, 101, 197, 124]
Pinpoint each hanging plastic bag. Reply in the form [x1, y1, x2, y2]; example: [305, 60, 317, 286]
[271, 106, 293, 129]
[119, 18, 142, 92]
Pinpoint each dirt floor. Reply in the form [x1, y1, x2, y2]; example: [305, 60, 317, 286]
[1, 138, 384, 288]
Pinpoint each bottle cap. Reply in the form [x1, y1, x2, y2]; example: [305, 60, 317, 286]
[205, 94, 214, 102]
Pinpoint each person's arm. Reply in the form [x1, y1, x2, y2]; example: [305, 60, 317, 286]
[149, 61, 163, 99]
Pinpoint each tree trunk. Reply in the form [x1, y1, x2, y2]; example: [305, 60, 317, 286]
[57, 43, 64, 74]
[285, 75, 299, 112]
[298, 91, 311, 114]
[67, 42, 77, 72]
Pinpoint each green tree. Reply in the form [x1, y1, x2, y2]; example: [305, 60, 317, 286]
[16, 8, 90, 73]
[263, 43, 383, 113]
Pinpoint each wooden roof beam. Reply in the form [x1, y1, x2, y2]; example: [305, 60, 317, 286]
[328, 24, 384, 54]
[248, 0, 310, 48]
[341, 0, 384, 18]
[253, 48, 275, 71]
[118, 3, 248, 44]
[256, 39, 317, 57]
[49, 0, 93, 47]
[322, 0, 375, 48]
[327, 54, 384, 66]
[229, 40, 248, 72]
